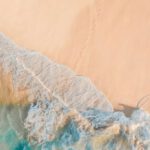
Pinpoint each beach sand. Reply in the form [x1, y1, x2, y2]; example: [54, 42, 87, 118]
[0, 0, 150, 111]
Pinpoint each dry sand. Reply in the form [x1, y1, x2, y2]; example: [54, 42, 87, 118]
[0, 0, 150, 111]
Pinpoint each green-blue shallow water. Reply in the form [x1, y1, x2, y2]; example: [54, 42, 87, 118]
[0, 104, 40, 150]
[0, 104, 83, 150]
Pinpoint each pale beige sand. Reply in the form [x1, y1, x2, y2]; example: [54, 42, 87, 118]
[0, 0, 150, 111]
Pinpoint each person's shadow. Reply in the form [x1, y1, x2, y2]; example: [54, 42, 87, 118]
[114, 104, 138, 117]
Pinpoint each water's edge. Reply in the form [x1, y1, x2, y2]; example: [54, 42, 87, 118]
[0, 33, 150, 150]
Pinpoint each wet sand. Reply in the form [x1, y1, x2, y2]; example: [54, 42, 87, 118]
[0, 0, 150, 111]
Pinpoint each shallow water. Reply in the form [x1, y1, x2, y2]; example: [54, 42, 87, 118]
[0, 104, 34, 150]
[1, 102, 150, 150]
[0, 102, 119, 150]
[0, 104, 87, 150]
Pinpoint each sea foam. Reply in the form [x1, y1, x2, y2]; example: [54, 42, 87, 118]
[1, 33, 150, 150]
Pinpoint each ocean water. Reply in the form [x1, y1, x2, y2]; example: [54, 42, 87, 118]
[1, 101, 150, 150]
[0, 101, 134, 150]
[0, 104, 44, 150]
[0, 104, 32, 150]
[0, 104, 87, 150]
[0, 101, 126, 150]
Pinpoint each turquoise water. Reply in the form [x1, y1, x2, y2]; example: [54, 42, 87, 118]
[0, 104, 128, 150]
[0, 103, 108, 150]
[0, 105, 84, 150]
[1, 103, 145, 150]
[0, 104, 33, 150]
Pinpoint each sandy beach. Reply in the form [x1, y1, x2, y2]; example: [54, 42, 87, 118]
[0, 0, 150, 111]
